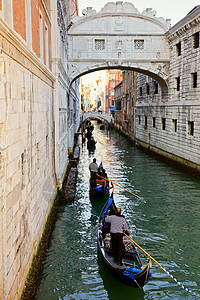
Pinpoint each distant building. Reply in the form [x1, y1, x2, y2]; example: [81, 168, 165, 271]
[105, 70, 122, 114]
[114, 71, 136, 136]
[80, 84, 91, 112]
[80, 72, 107, 112]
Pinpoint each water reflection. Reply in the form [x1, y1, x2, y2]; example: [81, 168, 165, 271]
[35, 121, 200, 300]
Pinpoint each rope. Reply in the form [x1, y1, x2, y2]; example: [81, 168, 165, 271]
[97, 174, 143, 199]
[124, 233, 200, 298]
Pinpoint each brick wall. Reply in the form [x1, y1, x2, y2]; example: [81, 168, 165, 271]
[31, 0, 40, 57]
[13, 0, 26, 40]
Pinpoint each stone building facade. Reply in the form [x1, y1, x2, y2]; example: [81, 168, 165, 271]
[114, 6, 200, 176]
[0, 1, 79, 299]
[134, 6, 200, 174]
[114, 70, 136, 136]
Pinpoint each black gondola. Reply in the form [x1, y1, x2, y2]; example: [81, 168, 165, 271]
[97, 194, 152, 288]
[89, 174, 109, 195]
[87, 137, 96, 149]
[90, 164, 111, 195]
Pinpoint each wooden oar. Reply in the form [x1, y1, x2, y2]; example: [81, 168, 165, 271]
[97, 174, 143, 199]
[123, 233, 200, 297]
[123, 232, 161, 267]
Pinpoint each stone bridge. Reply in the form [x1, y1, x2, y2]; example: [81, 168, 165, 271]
[82, 112, 113, 123]
[67, 1, 171, 94]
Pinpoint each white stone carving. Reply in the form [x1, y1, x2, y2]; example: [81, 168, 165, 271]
[68, 2, 170, 87]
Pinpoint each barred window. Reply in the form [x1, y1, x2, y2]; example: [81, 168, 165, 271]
[134, 40, 144, 50]
[146, 84, 150, 95]
[192, 72, 197, 88]
[144, 116, 147, 128]
[172, 119, 177, 132]
[95, 39, 105, 50]
[162, 118, 166, 130]
[193, 32, 199, 49]
[188, 121, 194, 136]
[154, 82, 158, 94]
[176, 77, 180, 91]
[152, 117, 156, 128]
[176, 42, 181, 56]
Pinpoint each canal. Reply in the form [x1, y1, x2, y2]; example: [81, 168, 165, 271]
[35, 121, 200, 300]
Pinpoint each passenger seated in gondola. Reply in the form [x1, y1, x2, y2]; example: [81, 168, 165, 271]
[98, 162, 103, 174]
[102, 169, 107, 179]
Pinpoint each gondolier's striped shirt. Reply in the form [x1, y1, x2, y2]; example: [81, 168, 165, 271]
[105, 215, 128, 234]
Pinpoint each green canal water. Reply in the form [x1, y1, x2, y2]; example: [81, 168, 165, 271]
[35, 122, 200, 300]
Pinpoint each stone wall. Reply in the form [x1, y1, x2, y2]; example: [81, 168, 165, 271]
[134, 7, 200, 174]
[0, 19, 56, 299]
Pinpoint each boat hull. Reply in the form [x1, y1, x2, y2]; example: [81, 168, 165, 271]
[97, 197, 151, 288]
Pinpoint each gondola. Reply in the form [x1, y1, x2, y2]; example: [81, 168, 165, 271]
[89, 174, 109, 195]
[90, 164, 111, 195]
[97, 194, 152, 288]
[87, 137, 96, 149]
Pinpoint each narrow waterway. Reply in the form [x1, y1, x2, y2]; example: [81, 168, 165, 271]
[35, 121, 200, 300]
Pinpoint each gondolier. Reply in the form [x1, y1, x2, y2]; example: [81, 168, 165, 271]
[98, 194, 151, 288]
[105, 208, 128, 266]
[89, 158, 98, 187]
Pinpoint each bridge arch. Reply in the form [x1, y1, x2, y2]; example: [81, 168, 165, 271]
[82, 112, 113, 124]
[67, 1, 170, 93]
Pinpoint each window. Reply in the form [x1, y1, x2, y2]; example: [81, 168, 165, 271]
[172, 119, 177, 132]
[45, 23, 49, 67]
[110, 90, 114, 96]
[138, 115, 141, 125]
[110, 82, 115, 88]
[116, 100, 121, 111]
[111, 100, 114, 106]
[144, 116, 147, 128]
[154, 82, 158, 94]
[39, 10, 44, 62]
[192, 72, 197, 88]
[146, 84, 149, 95]
[139, 87, 142, 96]
[176, 42, 181, 56]
[176, 77, 180, 91]
[152, 117, 156, 128]
[95, 39, 105, 50]
[193, 32, 199, 49]
[25, 0, 32, 47]
[188, 121, 194, 136]
[162, 118, 166, 130]
[134, 40, 144, 50]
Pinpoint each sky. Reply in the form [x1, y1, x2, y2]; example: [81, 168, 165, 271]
[78, 0, 199, 25]
[78, 0, 199, 85]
